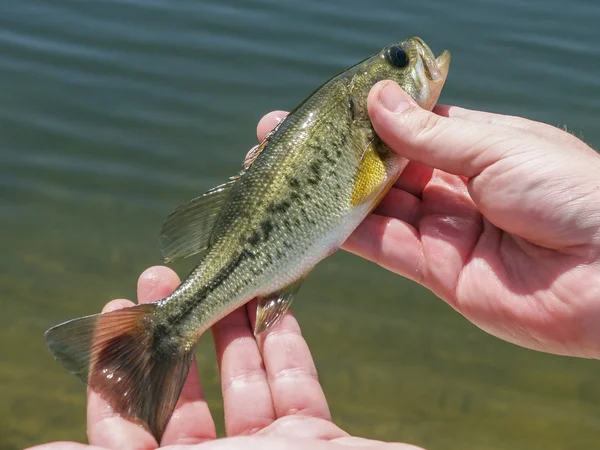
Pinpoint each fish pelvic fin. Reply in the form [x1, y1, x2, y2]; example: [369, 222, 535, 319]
[254, 277, 306, 336]
[44, 303, 194, 443]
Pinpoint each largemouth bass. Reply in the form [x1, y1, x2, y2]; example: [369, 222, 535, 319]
[45, 37, 450, 441]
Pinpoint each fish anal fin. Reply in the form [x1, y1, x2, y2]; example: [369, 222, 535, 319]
[160, 180, 236, 264]
[45, 304, 194, 443]
[254, 277, 305, 336]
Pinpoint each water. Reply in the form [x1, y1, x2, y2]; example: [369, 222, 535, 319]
[2, 1, 600, 449]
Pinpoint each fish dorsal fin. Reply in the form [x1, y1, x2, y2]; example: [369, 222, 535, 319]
[242, 118, 285, 171]
[159, 180, 235, 263]
[160, 118, 285, 264]
[254, 277, 306, 336]
[242, 143, 265, 171]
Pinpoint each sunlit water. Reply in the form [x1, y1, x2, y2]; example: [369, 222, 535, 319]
[1, 1, 600, 449]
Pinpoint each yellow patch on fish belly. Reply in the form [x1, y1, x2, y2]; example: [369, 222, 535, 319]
[351, 145, 388, 206]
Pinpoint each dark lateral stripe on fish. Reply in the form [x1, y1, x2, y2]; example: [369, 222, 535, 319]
[165, 248, 256, 327]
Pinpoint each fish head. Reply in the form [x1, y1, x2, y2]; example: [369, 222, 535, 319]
[349, 37, 451, 112]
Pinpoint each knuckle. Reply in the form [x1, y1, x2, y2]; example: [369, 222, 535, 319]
[409, 110, 444, 145]
[221, 368, 267, 392]
[269, 365, 319, 383]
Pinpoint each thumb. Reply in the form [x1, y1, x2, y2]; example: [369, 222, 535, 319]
[368, 80, 515, 178]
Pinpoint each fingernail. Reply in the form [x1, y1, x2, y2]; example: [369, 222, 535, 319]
[378, 81, 411, 113]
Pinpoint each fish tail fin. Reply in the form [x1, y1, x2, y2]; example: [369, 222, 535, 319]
[44, 303, 193, 443]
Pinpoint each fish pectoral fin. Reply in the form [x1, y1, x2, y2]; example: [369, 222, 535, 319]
[160, 179, 236, 263]
[254, 277, 306, 336]
[351, 139, 390, 207]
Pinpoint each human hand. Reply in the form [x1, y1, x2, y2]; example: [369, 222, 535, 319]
[259, 82, 600, 359]
[29, 266, 422, 450]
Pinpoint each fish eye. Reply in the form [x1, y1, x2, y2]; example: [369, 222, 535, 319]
[386, 45, 409, 68]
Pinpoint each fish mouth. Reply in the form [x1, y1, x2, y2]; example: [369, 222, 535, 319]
[409, 37, 451, 83]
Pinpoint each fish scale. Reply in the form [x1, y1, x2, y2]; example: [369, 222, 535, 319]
[44, 37, 450, 442]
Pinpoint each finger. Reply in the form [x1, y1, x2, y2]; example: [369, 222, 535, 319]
[212, 300, 276, 435]
[374, 187, 421, 227]
[25, 443, 106, 450]
[333, 437, 426, 450]
[255, 416, 347, 440]
[433, 104, 537, 129]
[393, 160, 433, 198]
[87, 297, 158, 450]
[342, 214, 424, 285]
[368, 80, 526, 178]
[257, 110, 288, 141]
[434, 104, 593, 152]
[162, 358, 215, 445]
[137, 267, 216, 446]
[250, 304, 331, 421]
[136, 265, 182, 303]
[189, 436, 426, 450]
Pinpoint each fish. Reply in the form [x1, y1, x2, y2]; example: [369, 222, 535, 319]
[44, 37, 451, 441]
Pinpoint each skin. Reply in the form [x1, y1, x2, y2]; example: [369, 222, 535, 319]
[29, 81, 600, 449]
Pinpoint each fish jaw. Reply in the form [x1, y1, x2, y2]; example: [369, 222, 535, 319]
[404, 37, 451, 110]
